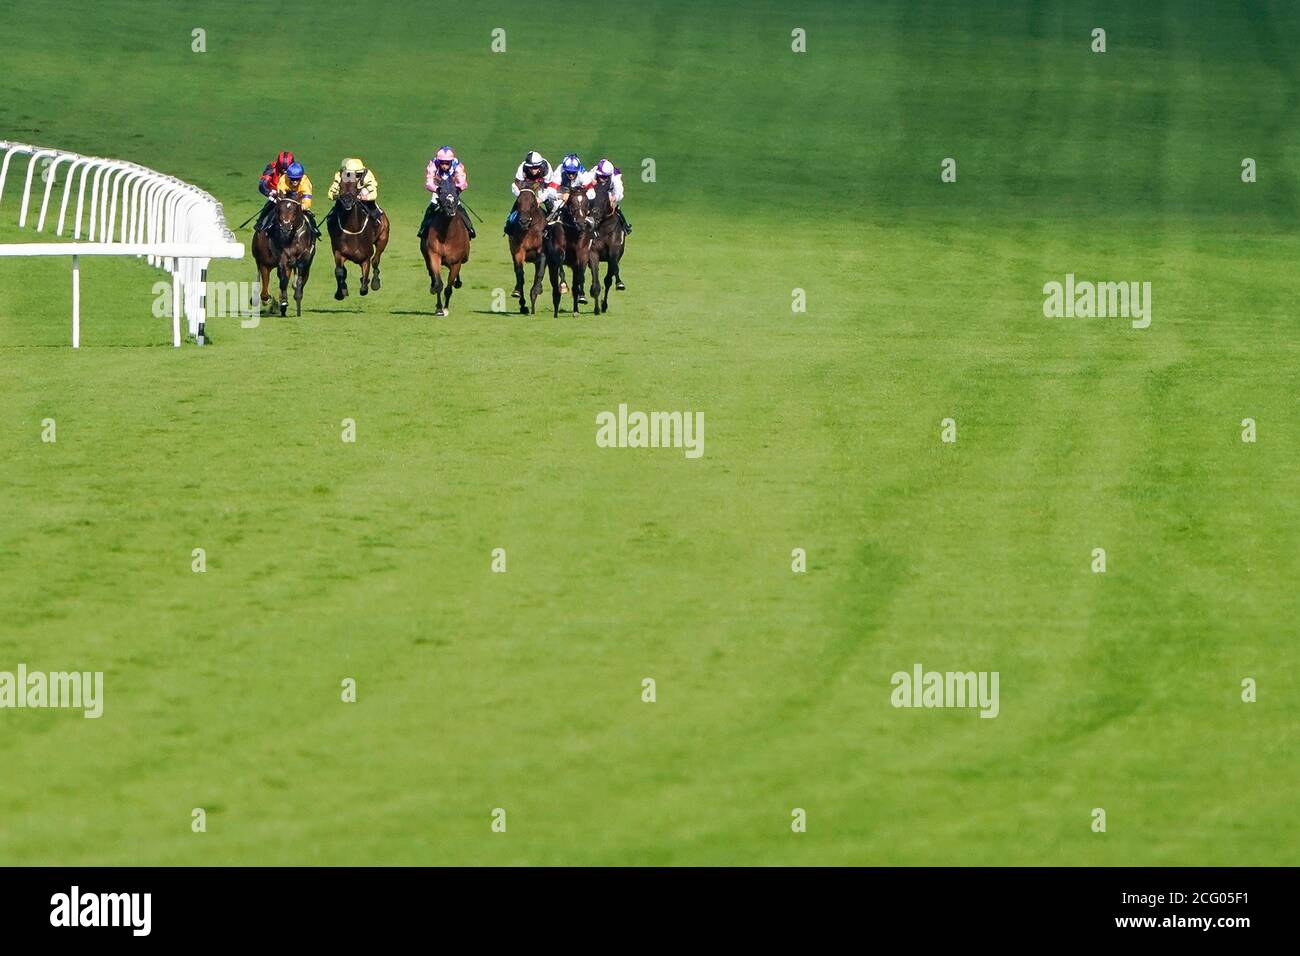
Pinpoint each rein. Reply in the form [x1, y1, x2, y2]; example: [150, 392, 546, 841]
[336, 203, 373, 236]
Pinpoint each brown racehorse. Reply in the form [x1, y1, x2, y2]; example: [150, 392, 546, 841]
[544, 188, 593, 317]
[251, 195, 316, 317]
[586, 179, 627, 315]
[327, 178, 389, 300]
[419, 174, 471, 316]
[507, 182, 546, 314]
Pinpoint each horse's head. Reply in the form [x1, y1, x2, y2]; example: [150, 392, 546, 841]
[565, 188, 594, 230]
[274, 196, 303, 243]
[435, 175, 459, 218]
[337, 177, 359, 212]
[589, 178, 613, 216]
[516, 185, 541, 226]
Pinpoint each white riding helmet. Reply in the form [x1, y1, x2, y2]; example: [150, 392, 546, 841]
[522, 151, 548, 181]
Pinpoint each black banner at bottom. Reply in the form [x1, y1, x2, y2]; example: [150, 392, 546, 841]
[0, 867, 1286, 942]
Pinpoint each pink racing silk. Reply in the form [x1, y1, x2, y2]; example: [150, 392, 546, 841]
[425, 160, 468, 192]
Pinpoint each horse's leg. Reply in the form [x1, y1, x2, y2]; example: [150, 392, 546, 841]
[529, 254, 544, 316]
[548, 259, 562, 318]
[427, 249, 446, 315]
[333, 247, 348, 300]
[513, 249, 527, 312]
[570, 257, 583, 315]
[257, 260, 272, 310]
[589, 253, 602, 315]
[445, 261, 462, 313]
[278, 262, 290, 317]
[369, 254, 381, 292]
[603, 256, 615, 310]
[294, 260, 308, 316]
[369, 217, 387, 290]
[359, 251, 372, 296]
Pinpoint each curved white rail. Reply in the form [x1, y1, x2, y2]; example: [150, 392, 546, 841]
[0, 140, 244, 347]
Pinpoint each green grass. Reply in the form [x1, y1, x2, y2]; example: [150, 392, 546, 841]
[0, 0, 1295, 865]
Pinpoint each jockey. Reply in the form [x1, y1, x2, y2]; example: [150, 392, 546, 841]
[554, 153, 590, 195]
[547, 154, 594, 298]
[327, 158, 381, 221]
[504, 150, 556, 234]
[592, 159, 631, 234]
[419, 145, 475, 239]
[254, 150, 295, 231]
[271, 161, 320, 238]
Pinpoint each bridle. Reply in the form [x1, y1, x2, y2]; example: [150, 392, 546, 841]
[516, 184, 544, 229]
[589, 179, 616, 223]
[335, 187, 374, 236]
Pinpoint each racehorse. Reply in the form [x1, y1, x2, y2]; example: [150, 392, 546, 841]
[544, 188, 593, 317]
[506, 182, 546, 314]
[251, 195, 316, 317]
[419, 174, 471, 316]
[327, 177, 389, 300]
[585, 178, 627, 314]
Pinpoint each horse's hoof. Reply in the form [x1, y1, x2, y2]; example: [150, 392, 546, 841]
[577, 294, 588, 305]
[371, 278, 381, 291]
[334, 289, 345, 301]
[453, 278, 462, 289]
[280, 305, 288, 317]
[559, 282, 569, 294]
[436, 309, 447, 317]
[360, 286, 369, 296]
[520, 304, 529, 315]
[616, 281, 626, 291]
[511, 289, 522, 299]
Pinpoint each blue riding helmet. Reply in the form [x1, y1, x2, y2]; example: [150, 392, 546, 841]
[286, 162, 305, 179]
[561, 154, 584, 174]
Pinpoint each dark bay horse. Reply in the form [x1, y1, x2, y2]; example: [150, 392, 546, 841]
[251, 196, 315, 316]
[586, 179, 627, 314]
[419, 175, 471, 316]
[507, 182, 546, 314]
[327, 178, 389, 300]
[543, 189, 593, 317]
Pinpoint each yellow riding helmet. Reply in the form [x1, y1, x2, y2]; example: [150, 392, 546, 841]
[342, 158, 366, 173]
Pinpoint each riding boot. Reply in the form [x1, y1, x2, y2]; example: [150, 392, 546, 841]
[503, 200, 520, 236]
[460, 206, 476, 240]
[254, 199, 275, 232]
[305, 210, 321, 239]
[617, 208, 632, 234]
[418, 204, 435, 239]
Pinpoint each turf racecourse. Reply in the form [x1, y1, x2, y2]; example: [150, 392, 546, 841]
[0, 0, 1296, 866]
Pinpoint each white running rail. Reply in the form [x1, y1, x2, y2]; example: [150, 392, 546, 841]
[0, 140, 244, 347]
